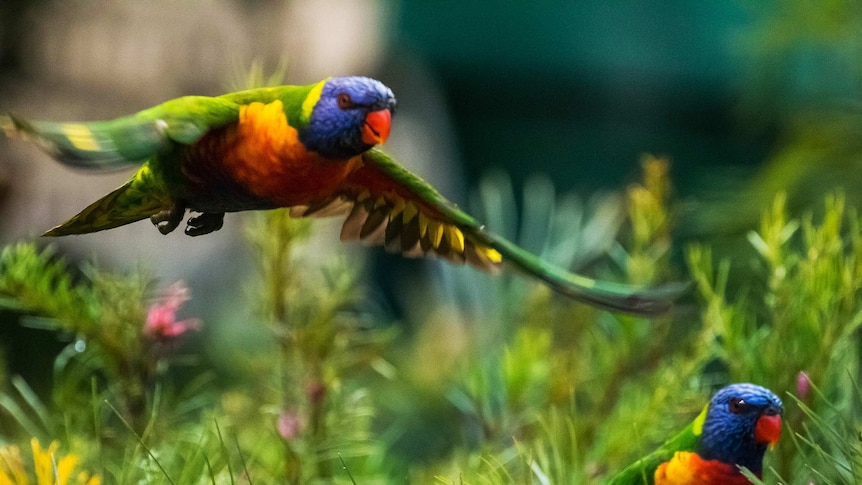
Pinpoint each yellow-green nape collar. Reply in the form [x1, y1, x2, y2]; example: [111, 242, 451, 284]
[692, 404, 708, 437]
[300, 77, 331, 124]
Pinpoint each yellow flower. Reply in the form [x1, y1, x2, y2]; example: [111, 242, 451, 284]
[0, 439, 99, 485]
[0, 444, 28, 485]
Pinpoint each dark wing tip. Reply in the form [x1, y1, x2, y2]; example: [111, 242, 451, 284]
[532, 269, 691, 316]
[614, 281, 692, 317]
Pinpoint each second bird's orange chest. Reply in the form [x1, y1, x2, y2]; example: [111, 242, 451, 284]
[654, 452, 754, 485]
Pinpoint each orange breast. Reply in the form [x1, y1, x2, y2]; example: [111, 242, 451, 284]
[181, 100, 359, 211]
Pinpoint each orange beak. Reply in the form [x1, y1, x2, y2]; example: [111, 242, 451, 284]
[362, 109, 391, 146]
[754, 414, 782, 448]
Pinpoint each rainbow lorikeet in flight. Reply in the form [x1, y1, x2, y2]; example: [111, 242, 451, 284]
[610, 383, 783, 484]
[2, 76, 684, 315]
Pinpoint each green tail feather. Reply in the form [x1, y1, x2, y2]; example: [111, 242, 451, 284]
[487, 234, 688, 316]
[42, 183, 149, 236]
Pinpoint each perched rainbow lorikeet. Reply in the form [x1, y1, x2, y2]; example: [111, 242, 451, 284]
[610, 383, 783, 485]
[2, 76, 684, 315]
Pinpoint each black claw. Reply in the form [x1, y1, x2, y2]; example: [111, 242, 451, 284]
[150, 202, 185, 235]
[184, 212, 225, 236]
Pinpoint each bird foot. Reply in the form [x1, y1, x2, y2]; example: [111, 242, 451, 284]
[184, 212, 224, 236]
[150, 202, 186, 235]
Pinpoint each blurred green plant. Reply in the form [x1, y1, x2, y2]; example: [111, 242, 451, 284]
[687, 191, 862, 482]
[0, 243, 227, 481]
[240, 208, 395, 484]
[0, 243, 169, 432]
[781, 381, 862, 484]
[396, 156, 703, 483]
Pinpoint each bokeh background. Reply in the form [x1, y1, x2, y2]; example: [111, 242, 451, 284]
[1, 1, 861, 482]
[0, 0, 804, 329]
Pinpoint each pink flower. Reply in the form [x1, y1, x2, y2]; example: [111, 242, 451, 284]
[144, 281, 201, 341]
[277, 409, 304, 440]
[796, 371, 811, 400]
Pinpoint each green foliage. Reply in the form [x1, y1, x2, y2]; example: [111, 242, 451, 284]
[1, 160, 861, 483]
[0, 243, 159, 434]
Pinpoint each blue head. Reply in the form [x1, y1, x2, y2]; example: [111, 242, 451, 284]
[299, 76, 397, 159]
[698, 383, 783, 475]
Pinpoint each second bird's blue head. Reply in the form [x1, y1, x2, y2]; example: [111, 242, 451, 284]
[698, 383, 783, 475]
[300, 76, 397, 159]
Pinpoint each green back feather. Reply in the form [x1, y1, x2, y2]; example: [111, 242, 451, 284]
[218, 82, 322, 128]
[3, 83, 320, 172]
[607, 406, 706, 484]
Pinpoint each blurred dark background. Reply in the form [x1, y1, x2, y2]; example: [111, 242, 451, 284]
[396, 2, 773, 195]
[1, 0, 860, 401]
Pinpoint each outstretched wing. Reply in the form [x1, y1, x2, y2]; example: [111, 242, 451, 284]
[290, 148, 686, 316]
[290, 148, 502, 270]
[2, 96, 240, 170]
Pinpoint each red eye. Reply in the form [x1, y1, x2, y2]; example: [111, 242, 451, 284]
[337, 93, 352, 110]
[729, 397, 747, 414]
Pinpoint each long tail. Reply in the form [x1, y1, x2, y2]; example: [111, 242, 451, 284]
[485, 233, 687, 316]
[42, 166, 169, 236]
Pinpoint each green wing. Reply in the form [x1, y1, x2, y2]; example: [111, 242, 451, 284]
[608, 408, 704, 484]
[289, 148, 686, 316]
[3, 95, 243, 236]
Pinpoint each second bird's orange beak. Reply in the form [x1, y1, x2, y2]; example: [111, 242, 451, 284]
[363, 109, 391, 146]
[754, 414, 782, 448]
